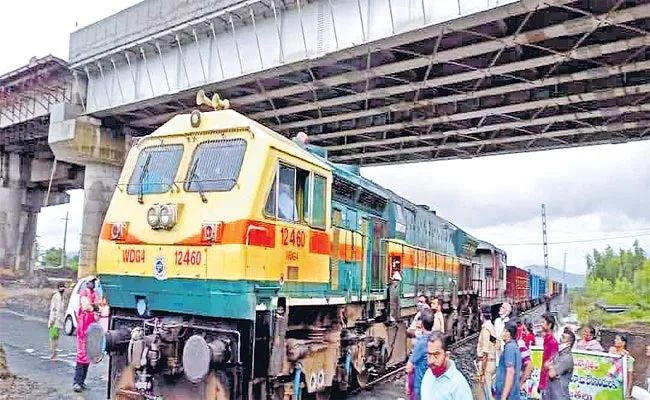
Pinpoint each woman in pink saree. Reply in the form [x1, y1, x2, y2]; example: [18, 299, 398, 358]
[73, 277, 99, 393]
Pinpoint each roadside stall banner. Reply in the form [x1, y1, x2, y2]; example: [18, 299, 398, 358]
[522, 346, 628, 400]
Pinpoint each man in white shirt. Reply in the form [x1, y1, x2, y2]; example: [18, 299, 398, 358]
[48, 282, 66, 359]
[494, 302, 512, 367]
[420, 331, 473, 400]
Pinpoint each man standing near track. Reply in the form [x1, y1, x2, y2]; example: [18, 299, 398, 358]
[495, 320, 521, 400]
[476, 310, 497, 400]
[420, 332, 473, 400]
[431, 298, 445, 333]
[494, 302, 512, 366]
[406, 309, 434, 400]
[539, 313, 559, 399]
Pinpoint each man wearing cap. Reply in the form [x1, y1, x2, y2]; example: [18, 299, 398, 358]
[73, 277, 99, 392]
[48, 282, 66, 360]
[477, 310, 497, 400]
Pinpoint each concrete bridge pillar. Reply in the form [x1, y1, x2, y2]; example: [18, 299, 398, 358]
[78, 163, 121, 277]
[0, 153, 58, 273]
[0, 153, 26, 270]
[49, 103, 126, 278]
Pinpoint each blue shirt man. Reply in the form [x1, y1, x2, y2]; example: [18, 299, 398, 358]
[406, 307, 434, 400]
[496, 321, 522, 400]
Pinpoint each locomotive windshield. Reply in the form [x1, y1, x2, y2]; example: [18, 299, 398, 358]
[127, 145, 184, 195]
[184, 138, 247, 192]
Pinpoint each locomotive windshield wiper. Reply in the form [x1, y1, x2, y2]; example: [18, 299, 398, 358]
[188, 157, 208, 203]
[138, 153, 152, 204]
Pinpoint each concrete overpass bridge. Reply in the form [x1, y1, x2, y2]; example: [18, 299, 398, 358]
[1, 0, 649, 276]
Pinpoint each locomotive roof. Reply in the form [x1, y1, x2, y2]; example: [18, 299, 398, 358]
[144, 108, 331, 171]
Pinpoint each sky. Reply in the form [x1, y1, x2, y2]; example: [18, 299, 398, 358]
[3, 0, 650, 275]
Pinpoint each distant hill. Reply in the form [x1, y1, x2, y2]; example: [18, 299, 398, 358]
[524, 264, 586, 288]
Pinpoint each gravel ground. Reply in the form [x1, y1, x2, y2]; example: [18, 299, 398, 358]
[0, 283, 56, 320]
[0, 343, 64, 400]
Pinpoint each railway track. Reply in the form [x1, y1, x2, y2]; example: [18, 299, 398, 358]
[350, 298, 566, 397]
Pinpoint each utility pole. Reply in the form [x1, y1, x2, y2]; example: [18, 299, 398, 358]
[541, 204, 549, 282]
[563, 252, 567, 300]
[61, 212, 70, 268]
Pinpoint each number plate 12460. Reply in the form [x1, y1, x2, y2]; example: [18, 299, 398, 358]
[175, 250, 203, 266]
[280, 227, 306, 247]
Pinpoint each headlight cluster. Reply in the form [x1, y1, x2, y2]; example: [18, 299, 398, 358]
[147, 204, 178, 230]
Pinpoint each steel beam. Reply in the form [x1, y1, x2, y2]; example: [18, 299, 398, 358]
[330, 120, 650, 162]
[273, 58, 650, 131]
[324, 102, 650, 153]
[253, 32, 650, 123]
[360, 135, 650, 166]
[310, 82, 650, 141]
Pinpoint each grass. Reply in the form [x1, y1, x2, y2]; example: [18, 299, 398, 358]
[571, 291, 650, 328]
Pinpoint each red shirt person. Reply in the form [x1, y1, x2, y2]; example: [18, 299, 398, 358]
[522, 320, 536, 349]
[539, 313, 559, 397]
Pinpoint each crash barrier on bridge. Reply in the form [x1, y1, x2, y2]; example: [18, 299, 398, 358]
[523, 347, 628, 399]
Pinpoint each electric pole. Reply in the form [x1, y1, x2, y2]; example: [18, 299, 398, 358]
[61, 212, 70, 268]
[541, 204, 549, 282]
[563, 252, 567, 300]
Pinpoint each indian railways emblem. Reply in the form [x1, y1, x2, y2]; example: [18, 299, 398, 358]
[153, 255, 167, 280]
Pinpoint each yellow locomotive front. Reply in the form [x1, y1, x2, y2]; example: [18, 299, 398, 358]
[96, 93, 333, 399]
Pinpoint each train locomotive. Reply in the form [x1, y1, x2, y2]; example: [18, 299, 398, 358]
[93, 91, 563, 399]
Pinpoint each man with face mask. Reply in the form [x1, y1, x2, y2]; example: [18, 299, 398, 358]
[420, 332, 473, 400]
[48, 282, 66, 359]
[544, 327, 575, 399]
[73, 277, 99, 392]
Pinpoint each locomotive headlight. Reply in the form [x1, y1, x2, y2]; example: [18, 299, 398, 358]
[159, 204, 178, 229]
[147, 206, 160, 228]
[190, 110, 201, 127]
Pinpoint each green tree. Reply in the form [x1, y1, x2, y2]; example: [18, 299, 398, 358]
[578, 241, 650, 327]
[585, 240, 646, 282]
[68, 255, 79, 272]
[43, 247, 62, 267]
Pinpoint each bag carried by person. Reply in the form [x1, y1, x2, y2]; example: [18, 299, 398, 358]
[49, 325, 59, 341]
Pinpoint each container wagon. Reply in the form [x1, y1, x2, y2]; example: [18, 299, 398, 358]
[506, 266, 531, 311]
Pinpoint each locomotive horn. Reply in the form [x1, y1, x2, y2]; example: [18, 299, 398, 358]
[196, 89, 230, 111]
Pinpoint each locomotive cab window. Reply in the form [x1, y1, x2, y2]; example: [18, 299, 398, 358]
[127, 144, 184, 195]
[264, 162, 327, 229]
[312, 174, 327, 229]
[184, 138, 247, 192]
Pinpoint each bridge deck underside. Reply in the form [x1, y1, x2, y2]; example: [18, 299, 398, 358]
[100, 0, 650, 166]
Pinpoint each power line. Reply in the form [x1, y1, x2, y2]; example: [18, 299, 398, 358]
[498, 232, 650, 246]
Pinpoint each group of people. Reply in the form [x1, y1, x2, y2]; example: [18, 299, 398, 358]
[402, 296, 648, 400]
[477, 301, 646, 400]
[404, 294, 474, 400]
[48, 276, 104, 393]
